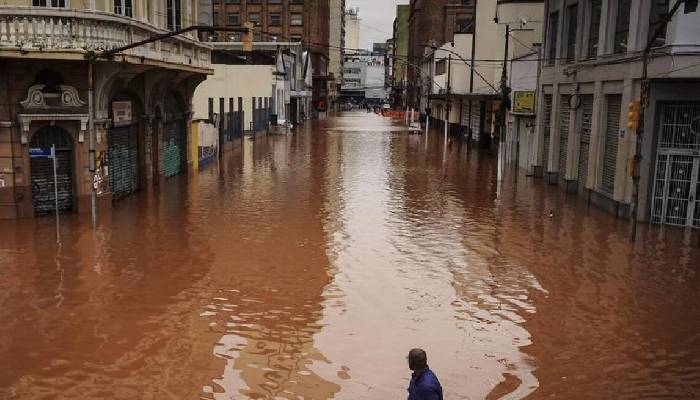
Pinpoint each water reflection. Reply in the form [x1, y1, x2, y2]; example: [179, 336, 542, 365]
[0, 112, 698, 399]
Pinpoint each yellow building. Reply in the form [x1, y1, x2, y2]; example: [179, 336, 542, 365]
[0, 0, 212, 218]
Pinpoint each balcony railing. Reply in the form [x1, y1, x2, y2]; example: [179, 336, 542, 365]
[0, 6, 211, 71]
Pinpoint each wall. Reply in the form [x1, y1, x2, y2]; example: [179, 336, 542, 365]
[192, 64, 274, 131]
[392, 4, 410, 81]
[345, 10, 360, 52]
[329, 0, 345, 83]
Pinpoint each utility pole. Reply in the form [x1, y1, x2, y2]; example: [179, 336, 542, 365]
[445, 54, 452, 139]
[498, 24, 512, 182]
[630, 0, 689, 241]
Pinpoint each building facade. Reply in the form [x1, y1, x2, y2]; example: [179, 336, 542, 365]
[341, 53, 387, 104]
[535, 0, 700, 227]
[392, 4, 410, 108]
[0, 1, 212, 219]
[344, 7, 360, 53]
[407, 0, 475, 108]
[328, 0, 346, 105]
[192, 42, 311, 133]
[210, 0, 329, 113]
[416, 1, 543, 143]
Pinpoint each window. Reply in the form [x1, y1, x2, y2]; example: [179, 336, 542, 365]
[547, 11, 559, 65]
[456, 18, 473, 33]
[248, 13, 260, 24]
[435, 59, 447, 75]
[227, 32, 241, 42]
[114, 0, 133, 17]
[290, 34, 302, 42]
[460, 0, 471, 5]
[167, 0, 181, 31]
[248, 0, 261, 3]
[213, 12, 219, 25]
[227, 13, 239, 25]
[614, 0, 631, 53]
[564, 4, 578, 62]
[649, 0, 670, 47]
[269, 0, 282, 3]
[587, 0, 602, 57]
[291, 13, 303, 26]
[225, 0, 240, 3]
[32, 0, 66, 6]
[270, 13, 282, 26]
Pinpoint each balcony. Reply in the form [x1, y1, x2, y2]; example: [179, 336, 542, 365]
[0, 6, 211, 73]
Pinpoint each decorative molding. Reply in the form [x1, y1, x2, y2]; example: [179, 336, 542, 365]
[20, 84, 87, 109]
[60, 85, 87, 107]
[17, 114, 89, 144]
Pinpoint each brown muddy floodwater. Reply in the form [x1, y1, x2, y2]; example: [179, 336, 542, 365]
[1, 112, 700, 400]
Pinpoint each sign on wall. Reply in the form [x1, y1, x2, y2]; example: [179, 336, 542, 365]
[513, 91, 536, 114]
[112, 101, 133, 126]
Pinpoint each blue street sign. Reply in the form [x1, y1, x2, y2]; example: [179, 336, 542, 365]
[29, 147, 53, 159]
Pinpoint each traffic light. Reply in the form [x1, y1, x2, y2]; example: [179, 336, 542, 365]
[627, 101, 640, 131]
[243, 22, 254, 52]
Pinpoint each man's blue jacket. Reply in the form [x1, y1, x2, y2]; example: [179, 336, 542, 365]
[408, 368, 443, 400]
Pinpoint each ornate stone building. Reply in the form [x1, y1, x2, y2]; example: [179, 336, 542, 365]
[0, 1, 212, 218]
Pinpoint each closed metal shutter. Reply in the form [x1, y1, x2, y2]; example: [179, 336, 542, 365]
[108, 124, 139, 199]
[30, 127, 73, 215]
[578, 95, 594, 186]
[470, 101, 481, 140]
[601, 94, 621, 195]
[558, 95, 571, 179]
[543, 94, 552, 168]
[164, 119, 184, 178]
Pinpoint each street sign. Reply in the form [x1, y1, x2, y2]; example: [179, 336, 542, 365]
[113, 101, 133, 126]
[29, 147, 52, 159]
[513, 91, 536, 113]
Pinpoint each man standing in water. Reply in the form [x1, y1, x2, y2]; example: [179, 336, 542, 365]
[407, 348, 443, 400]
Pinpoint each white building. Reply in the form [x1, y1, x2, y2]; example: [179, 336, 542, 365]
[341, 54, 388, 103]
[536, 0, 700, 227]
[345, 8, 360, 54]
[192, 42, 312, 140]
[418, 1, 544, 142]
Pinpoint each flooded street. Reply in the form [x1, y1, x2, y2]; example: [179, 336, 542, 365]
[1, 112, 700, 399]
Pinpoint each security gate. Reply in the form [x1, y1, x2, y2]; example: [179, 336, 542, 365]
[163, 118, 185, 178]
[30, 127, 73, 215]
[578, 95, 594, 188]
[650, 102, 700, 227]
[542, 94, 552, 169]
[558, 95, 571, 180]
[164, 97, 186, 178]
[108, 123, 139, 200]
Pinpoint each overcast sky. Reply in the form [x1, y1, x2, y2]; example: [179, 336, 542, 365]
[346, 0, 409, 50]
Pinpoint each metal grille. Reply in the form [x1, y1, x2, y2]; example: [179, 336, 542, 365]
[578, 95, 594, 186]
[108, 124, 139, 200]
[30, 127, 73, 215]
[651, 102, 700, 227]
[164, 119, 184, 178]
[558, 95, 571, 179]
[658, 102, 700, 151]
[651, 155, 696, 225]
[543, 94, 552, 168]
[601, 94, 621, 195]
[471, 101, 481, 140]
